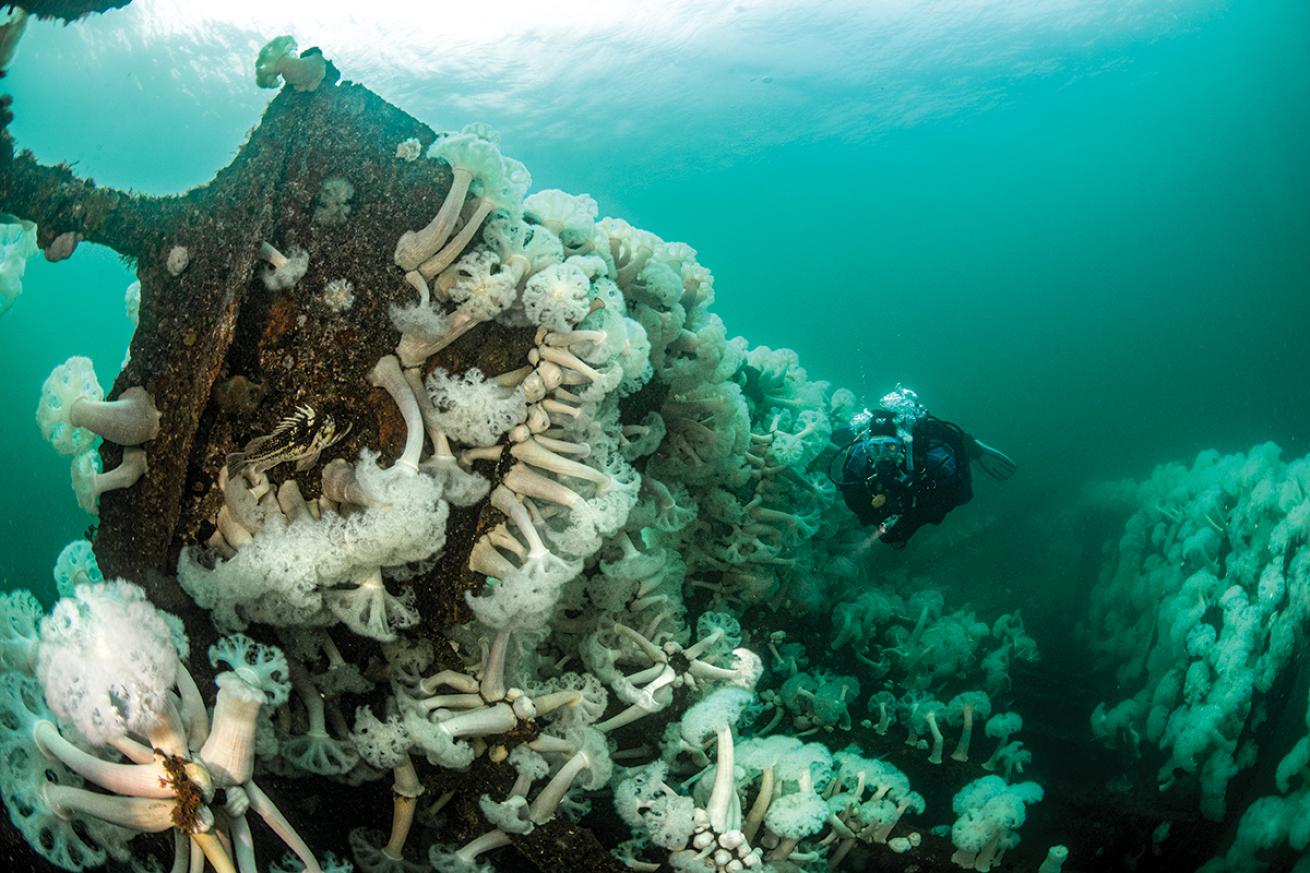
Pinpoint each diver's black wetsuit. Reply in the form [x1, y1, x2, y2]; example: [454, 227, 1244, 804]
[833, 417, 978, 547]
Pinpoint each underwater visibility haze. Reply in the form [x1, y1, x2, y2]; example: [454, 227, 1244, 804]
[0, 1, 1308, 871]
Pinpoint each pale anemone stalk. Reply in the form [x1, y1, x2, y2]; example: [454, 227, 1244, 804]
[281, 659, 359, 776]
[951, 699, 979, 763]
[415, 198, 498, 281]
[383, 755, 425, 862]
[394, 168, 476, 272]
[664, 727, 765, 872]
[197, 637, 322, 873]
[509, 437, 612, 494]
[39, 356, 161, 453]
[925, 708, 945, 765]
[394, 129, 529, 280]
[369, 355, 425, 475]
[592, 623, 761, 734]
[71, 447, 148, 515]
[73, 387, 161, 447]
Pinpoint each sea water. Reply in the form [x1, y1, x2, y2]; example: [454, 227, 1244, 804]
[0, 2, 1307, 871]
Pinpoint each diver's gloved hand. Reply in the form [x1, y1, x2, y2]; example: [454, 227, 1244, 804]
[972, 439, 1017, 481]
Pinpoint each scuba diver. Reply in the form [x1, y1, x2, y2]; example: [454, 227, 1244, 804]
[828, 386, 1017, 548]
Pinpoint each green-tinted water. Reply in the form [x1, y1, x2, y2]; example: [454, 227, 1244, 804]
[4, 2, 1307, 591]
[1, 2, 1308, 871]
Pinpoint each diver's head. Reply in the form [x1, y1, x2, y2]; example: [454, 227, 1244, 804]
[845, 434, 903, 481]
[832, 432, 909, 513]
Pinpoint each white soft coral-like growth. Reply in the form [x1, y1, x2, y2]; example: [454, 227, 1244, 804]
[255, 36, 326, 91]
[323, 566, 420, 643]
[178, 451, 449, 633]
[446, 250, 517, 320]
[392, 249, 518, 365]
[522, 261, 592, 332]
[425, 367, 527, 448]
[0, 589, 43, 674]
[36, 580, 183, 747]
[0, 217, 37, 318]
[524, 189, 598, 250]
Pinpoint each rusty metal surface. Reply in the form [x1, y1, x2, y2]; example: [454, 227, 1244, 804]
[0, 61, 621, 871]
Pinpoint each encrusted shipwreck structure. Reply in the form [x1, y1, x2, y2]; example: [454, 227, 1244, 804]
[0, 32, 913, 873]
[8, 15, 1308, 873]
[3, 57, 505, 620]
[2, 45, 633, 873]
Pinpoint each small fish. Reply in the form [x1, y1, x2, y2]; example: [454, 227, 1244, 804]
[226, 403, 351, 478]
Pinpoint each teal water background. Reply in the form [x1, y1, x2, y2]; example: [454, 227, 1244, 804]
[1, 0, 1307, 595]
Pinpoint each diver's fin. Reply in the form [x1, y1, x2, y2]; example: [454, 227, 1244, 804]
[972, 439, 1017, 482]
